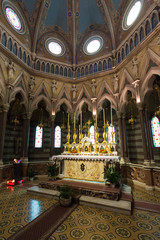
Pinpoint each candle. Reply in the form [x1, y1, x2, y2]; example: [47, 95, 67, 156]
[103, 108, 105, 126]
[111, 103, 112, 125]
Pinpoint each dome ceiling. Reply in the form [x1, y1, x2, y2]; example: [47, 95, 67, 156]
[1, 0, 153, 66]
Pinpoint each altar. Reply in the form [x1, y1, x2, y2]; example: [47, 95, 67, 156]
[52, 155, 120, 183]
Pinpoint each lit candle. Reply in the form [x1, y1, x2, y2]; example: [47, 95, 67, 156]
[111, 103, 112, 125]
[103, 108, 105, 126]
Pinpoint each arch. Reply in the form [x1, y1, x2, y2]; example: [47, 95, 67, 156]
[46, 63, 50, 73]
[9, 88, 28, 111]
[7, 38, 12, 51]
[108, 58, 112, 69]
[60, 66, 63, 76]
[145, 20, 151, 36]
[151, 12, 158, 29]
[51, 64, 54, 73]
[103, 60, 107, 70]
[55, 65, 59, 75]
[130, 38, 134, 51]
[85, 65, 88, 75]
[81, 67, 84, 76]
[119, 86, 136, 112]
[1, 32, 7, 46]
[27, 55, 30, 66]
[68, 68, 72, 77]
[94, 63, 97, 73]
[55, 98, 72, 114]
[41, 62, 45, 72]
[140, 26, 144, 41]
[13, 42, 17, 55]
[77, 68, 80, 77]
[75, 98, 92, 113]
[64, 67, 67, 77]
[118, 52, 121, 64]
[89, 64, 93, 74]
[134, 32, 139, 47]
[36, 60, 40, 70]
[125, 43, 129, 56]
[98, 61, 102, 71]
[18, 47, 22, 59]
[23, 51, 26, 63]
[121, 48, 125, 60]
[31, 95, 51, 115]
[97, 94, 117, 112]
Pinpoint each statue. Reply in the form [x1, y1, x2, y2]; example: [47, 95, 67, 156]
[112, 73, 119, 93]
[132, 56, 139, 79]
[29, 76, 35, 93]
[91, 79, 96, 96]
[5, 59, 16, 81]
[71, 84, 77, 100]
[51, 80, 57, 97]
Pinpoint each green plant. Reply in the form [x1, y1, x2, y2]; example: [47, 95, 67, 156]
[59, 185, 72, 199]
[47, 163, 59, 180]
[104, 167, 121, 185]
[27, 168, 36, 178]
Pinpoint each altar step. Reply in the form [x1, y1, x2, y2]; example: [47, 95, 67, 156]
[79, 195, 131, 215]
[27, 186, 131, 215]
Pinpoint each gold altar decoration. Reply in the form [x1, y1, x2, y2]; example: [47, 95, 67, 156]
[64, 159, 104, 182]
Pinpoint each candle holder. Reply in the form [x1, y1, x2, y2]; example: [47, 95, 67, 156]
[72, 132, 77, 144]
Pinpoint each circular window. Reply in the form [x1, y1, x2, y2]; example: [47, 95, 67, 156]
[46, 38, 65, 57]
[83, 36, 103, 55]
[122, 0, 143, 30]
[2, 1, 25, 34]
[6, 7, 21, 30]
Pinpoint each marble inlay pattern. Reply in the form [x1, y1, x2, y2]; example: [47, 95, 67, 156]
[0, 184, 57, 240]
[49, 205, 160, 240]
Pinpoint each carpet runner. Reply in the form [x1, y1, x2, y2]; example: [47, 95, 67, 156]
[8, 202, 78, 240]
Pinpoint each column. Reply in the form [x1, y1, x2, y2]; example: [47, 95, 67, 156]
[122, 113, 128, 161]
[137, 103, 149, 165]
[0, 104, 9, 165]
[50, 115, 55, 160]
[21, 114, 31, 162]
[117, 111, 125, 164]
[144, 108, 155, 165]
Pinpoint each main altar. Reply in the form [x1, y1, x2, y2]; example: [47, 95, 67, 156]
[52, 109, 120, 183]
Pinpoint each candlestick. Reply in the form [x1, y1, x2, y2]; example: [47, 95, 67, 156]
[111, 103, 112, 125]
[68, 113, 69, 129]
[103, 108, 105, 126]
[74, 113, 76, 130]
[80, 111, 82, 131]
[96, 112, 97, 127]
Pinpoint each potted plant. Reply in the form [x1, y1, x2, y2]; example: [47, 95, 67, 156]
[59, 185, 72, 207]
[47, 163, 59, 180]
[104, 167, 121, 187]
[27, 168, 36, 181]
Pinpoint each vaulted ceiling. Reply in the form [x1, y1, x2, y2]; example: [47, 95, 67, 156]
[0, 0, 154, 66]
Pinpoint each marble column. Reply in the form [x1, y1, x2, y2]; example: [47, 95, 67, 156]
[122, 113, 128, 161]
[117, 111, 125, 164]
[0, 104, 9, 165]
[137, 103, 149, 165]
[21, 114, 31, 162]
[50, 115, 55, 160]
[144, 108, 155, 165]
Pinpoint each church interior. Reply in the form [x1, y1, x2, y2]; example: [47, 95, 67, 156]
[0, 0, 160, 239]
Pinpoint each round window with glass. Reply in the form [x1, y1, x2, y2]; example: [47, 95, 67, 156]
[46, 38, 65, 57]
[5, 7, 22, 30]
[83, 36, 103, 55]
[122, 0, 143, 30]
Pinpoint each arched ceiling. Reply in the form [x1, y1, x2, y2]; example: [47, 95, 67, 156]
[1, 0, 154, 66]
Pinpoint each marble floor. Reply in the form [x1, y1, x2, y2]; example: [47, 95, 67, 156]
[0, 179, 160, 240]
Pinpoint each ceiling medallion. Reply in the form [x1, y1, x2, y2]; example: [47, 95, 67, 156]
[83, 35, 103, 56]
[122, 0, 143, 31]
[2, 1, 25, 34]
[46, 38, 65, 57]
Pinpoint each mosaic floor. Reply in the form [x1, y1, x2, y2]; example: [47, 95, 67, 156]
[49, 205, 160, 240]
[0, 183, 58, 240]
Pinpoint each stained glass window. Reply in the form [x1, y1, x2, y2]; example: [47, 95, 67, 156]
[90, 125, 95, 144]
[151, 116, 160, 147]
[35, 126, 43, 148]
[5, 7, 21, 30]
[54, 126, 61, 148]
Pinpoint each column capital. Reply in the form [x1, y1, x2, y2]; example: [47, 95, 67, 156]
[137, 102, 143, 111]
[50, 115, 55, 122]
[3, 104, 9, 112]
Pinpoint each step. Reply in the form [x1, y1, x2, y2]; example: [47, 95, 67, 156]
[79, 195, 131, 215]
[27, 186, 60, 200]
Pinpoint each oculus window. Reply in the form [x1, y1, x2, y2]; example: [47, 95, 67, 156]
[83, 36, 103, 55]
[151, 116, 160, 147]
[2, 1, 25, 34]
[122, 0, 143, 30]
[46, 38, 65, 57]
[35, 126, 43, 148]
